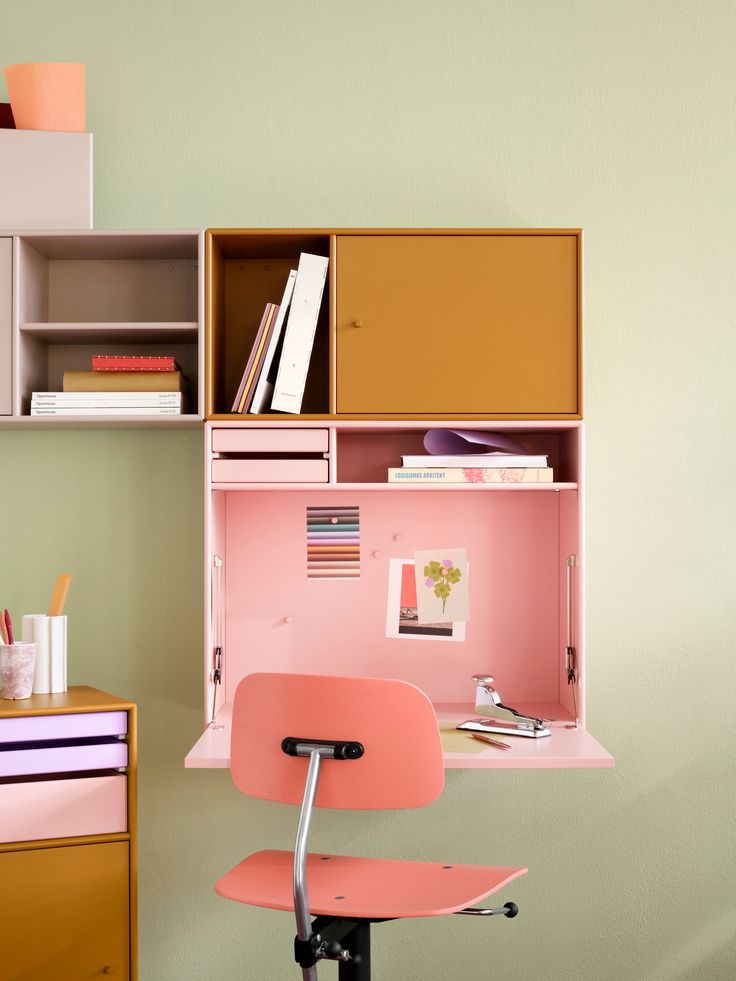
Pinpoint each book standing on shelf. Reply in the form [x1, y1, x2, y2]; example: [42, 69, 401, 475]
[249, 269, 297, 414]
[231, 303, 278, 413]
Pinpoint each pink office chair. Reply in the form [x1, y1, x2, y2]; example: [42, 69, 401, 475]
[216, 673, 526, 979]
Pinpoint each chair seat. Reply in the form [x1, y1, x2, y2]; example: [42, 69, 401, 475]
[216, 849, 527, 919]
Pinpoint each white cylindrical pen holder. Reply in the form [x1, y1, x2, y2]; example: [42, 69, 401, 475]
[21, 615, 67, 694]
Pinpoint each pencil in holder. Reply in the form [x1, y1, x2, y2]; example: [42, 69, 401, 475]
[21, 615, 67, 694]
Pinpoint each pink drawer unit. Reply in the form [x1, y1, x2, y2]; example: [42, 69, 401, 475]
[0, 711, 127, 743]
[0, 774, 127, 843]
[0, 736, 128, 777]
[212, 428, 329, 454]
[212, 458, 329, 483]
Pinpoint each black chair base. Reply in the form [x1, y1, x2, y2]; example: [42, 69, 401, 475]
[296, 916, 394, 979]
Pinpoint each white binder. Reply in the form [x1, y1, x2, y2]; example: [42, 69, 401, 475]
[271, 253, 328, 414]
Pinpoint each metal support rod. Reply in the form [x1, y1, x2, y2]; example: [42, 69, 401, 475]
[294, 750, 323, 981]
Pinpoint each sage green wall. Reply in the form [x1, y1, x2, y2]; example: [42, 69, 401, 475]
[2, 2, 735, 978]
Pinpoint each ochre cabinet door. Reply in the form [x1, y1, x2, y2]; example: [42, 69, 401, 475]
[0, 840, 130, 979]
[0, 237, 11, 415]
[335, 234, 580, 415]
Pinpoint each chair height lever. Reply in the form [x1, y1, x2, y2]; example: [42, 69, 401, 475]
[455, 902, 519, 918]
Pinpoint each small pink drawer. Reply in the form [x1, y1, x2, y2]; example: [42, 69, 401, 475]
[212, 458, 329, 483]
[0, 711, 127, 743]
[212, 428, 329, 454]
[0, 737, 128, 777]
[0, 774, 127, 843]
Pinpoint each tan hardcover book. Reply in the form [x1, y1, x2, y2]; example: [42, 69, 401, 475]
[63, 370, 186, 393]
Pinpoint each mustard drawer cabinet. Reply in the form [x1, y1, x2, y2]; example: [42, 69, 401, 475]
[0, 687, 137, 980]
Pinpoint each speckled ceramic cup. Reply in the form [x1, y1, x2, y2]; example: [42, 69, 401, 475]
[1, 642, 37, 699]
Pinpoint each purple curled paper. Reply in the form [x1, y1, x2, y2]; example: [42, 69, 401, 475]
[423, 428, 528, 456]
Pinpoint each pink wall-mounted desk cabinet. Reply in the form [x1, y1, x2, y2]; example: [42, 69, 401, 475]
[186, 420, 613, 770]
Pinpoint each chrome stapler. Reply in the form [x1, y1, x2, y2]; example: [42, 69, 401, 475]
[457, 674, 551, 739]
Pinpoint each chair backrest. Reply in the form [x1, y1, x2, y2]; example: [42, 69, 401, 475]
[231, 673, 444, 809]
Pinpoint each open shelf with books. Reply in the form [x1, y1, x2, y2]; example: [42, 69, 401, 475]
[206, 230, 331, 418]
[1, 230, 203, 425]
[334, 421, 579, 485]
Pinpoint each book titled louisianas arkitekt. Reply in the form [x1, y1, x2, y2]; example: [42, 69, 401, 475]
[387, 467, 554, 484]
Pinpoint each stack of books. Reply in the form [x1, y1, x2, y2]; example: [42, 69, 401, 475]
[31, 355, 187, 416]
[388, 452, 553, 484]
[231, 252, 328, 415]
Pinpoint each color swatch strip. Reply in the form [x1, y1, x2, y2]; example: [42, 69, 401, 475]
[307, 506, 360, 579]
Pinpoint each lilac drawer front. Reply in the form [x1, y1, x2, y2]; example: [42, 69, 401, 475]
[212, 428, 329, 453]
[0, 711, 127, 743]
[0, 738, 128, 777]
[0, 774, 127, 843]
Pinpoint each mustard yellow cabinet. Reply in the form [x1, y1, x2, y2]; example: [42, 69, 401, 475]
[0, 687, 137, 979]
[335, 232, 580, 416]
[0, 840, 130, 979]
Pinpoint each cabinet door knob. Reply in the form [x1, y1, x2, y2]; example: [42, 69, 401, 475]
[103, 968, 115, 975]
[352, 320, 363, 328]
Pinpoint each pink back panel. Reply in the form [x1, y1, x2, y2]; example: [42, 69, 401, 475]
[222, 489, 560, 705]
[231, 673, 444, 809]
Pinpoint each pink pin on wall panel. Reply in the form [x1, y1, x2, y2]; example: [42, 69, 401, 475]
[0, 774, 127, 843]
[218, 488, 575, 709]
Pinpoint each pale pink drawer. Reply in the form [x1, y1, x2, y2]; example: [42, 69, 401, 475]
[212, 458, 329, 483]
[0, 774, 127, 843]
[212, 428, 329, 454]
[0, 736, 128, 777]
[0, 711, 127, 743]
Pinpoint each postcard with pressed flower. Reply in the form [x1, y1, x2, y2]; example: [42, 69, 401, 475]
[413, 548, 470, 623]
[385, 559, 465, 642]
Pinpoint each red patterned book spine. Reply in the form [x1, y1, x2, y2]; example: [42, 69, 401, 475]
[92, 356, 178, 372]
